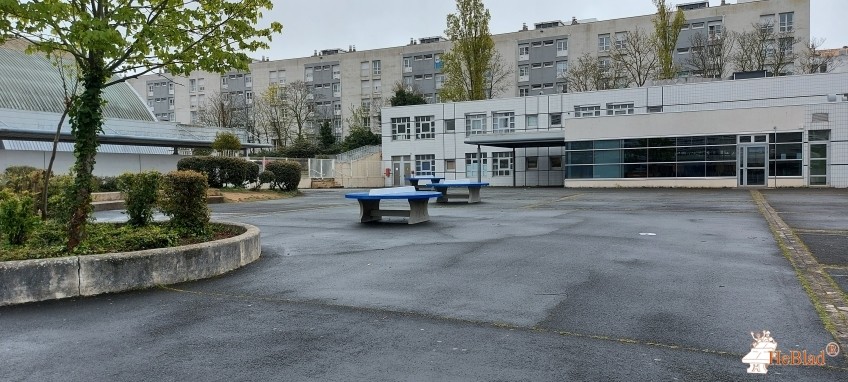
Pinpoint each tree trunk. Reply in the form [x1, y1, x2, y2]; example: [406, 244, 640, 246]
[41, 108, 70, 220]
[66, 60, 106, 252]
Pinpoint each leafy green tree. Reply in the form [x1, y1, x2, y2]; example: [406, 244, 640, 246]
[318, 121, 336, 149]
[652, 0, 686, 79]
[0, 0, 282, 252]
[439, 0, 511, 102]
[389, 83, 426, 106]
[212, 132, 242, 156]
[341, 128, 381, 152]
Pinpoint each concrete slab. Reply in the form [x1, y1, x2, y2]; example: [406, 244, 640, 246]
[1, 188, 846, 380]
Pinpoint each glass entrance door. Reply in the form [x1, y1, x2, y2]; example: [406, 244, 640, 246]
[738, 145, 767, 186]
[809, 143, 829, 186]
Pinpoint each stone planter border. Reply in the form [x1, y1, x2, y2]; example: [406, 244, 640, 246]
[0, 221, 260, 306]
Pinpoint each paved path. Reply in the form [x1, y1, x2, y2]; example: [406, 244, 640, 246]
[1, 188, 846, 381]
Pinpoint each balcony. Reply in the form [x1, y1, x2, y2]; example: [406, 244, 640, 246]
[403, 66, 412, 73]
[556, 49, 568, 57]
[519, 75, 529, 82]
[519, 53, 529, 61]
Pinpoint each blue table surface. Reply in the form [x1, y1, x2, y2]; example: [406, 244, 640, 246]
[405, 176, 445, 180]
[430, 182, 490, 188]
[345, 191, 443, 200]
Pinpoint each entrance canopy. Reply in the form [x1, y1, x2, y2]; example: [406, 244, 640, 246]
[463, 131, 566, 148]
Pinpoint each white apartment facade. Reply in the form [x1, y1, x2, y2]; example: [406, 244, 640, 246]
[381, 72, 848, 188]
[128, 0, 810, 144]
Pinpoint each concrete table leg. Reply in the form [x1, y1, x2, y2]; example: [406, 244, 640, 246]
[358, 199, 382, 223]
[468, 187, 482, 204]
[436, 189, 449, 203]
[407, 199, 431, 224]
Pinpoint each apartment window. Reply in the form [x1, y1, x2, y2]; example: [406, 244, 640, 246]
[147, 99, 152, 107]
[373, 79, 381, 93]
[465, 114, 486, 136]
[779, 12, 793, 32]
[415, 116, 435, 139]
[614, 32, 627, 49]
[531, 63, 542, 69]
[691, 22, 705, 29]
[190, 95, 197, 108]
[403, 57, 412, 71]
[246, 91, 254, 103]
[245, 74, 252, 87]
[360, 61, 369, 77]
[526, 156, 539, 170]
[415, 154, 436, 176]
[190, 111, 197, 124]
[147, 84, 154, 93]
[518, 44, 530, 59]
[543, 62, 553, 68]
[305, 67, 313, 82]
[372, 60, 381, 76]
[221, 76, 228, 86]
[708, 22, 722, 39]
[677, 47, 690, 54]
[759, 15, 774, 33]
[314, 66, 322, 72]
[361, 98, 371, 110]
[333, 103, 341, 114]
[465, 152, 488, 178]
[598, 34, 611, 52]
[391, 117, 411, 140]
[322, 65, 330, 71]
[425, 94, 434, 104]
[361, 80, 370, 94]
[556, 39, 568, 55]
[519, 65, 529, 80]
[556, 61, 568, 77]
[607, 102, 634, 115]
[414, 75, 423, 81]
[519, 87, 529, 97]
[550, 113, 562, 126]
[435, 54, 443, 70]
[445, 159, 456, 171]
[198, 78, 205, 91]
[575, 105, 601, 117]
[532, 41, 543, 48]
[492, 112, 515, 133]
[682, 23, 690, 30]
[362, 116, 371, 128]
[403, 76, 413, 86]
[556, 83, 567, 94]
[543, 83, 553, 89]
[332, 65, 340, 79]
[435, 74, 445, 89]
[332, 82, 341, 96]
[599, 58, 611, 72]
[168, 112, 174, 121]
[414, 55, 423, 61]
[189, 79, 197, 92]
[168, 98, 174, 109]
[423, 54, 433, 60]
[269, 70, 277, 83]
[526, 115, 538, 130]
[445, 119, 455, 132]
[492, 152, 512, 176]
[531, 84, 542, 90]
[424, 74, 433, 80]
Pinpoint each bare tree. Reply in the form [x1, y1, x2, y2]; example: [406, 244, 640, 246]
[731, 21, 800, 75]
[608, 29, 658, 87]
[266, 80, 321, 143]
[42, 52, 81, 219]
[254, 84, 293, 149]
[485, 51, 514, 99]
[798, 37, 841, 74]
[197, 91, 251, 130]
[686, 31, 735, 78]
[561, 53, 618, 93]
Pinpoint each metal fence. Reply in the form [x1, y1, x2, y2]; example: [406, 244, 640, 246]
[308, 158, 335, 179]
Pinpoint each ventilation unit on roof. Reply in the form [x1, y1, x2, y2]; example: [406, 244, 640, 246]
[534, 20, 565, 29]
[677, 1, 709, 10]
[419, 36, 447, 44]
[319, 48, 347, 56]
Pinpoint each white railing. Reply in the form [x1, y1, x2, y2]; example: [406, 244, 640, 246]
[336, 145, 381, 162]
[308, 158, 335, 179]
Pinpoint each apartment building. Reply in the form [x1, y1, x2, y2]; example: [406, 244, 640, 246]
[381, 71, 848, 188]
[128, 0, 810, 144]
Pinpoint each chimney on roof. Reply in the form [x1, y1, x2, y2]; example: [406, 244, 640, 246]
[410, 38, 414, 45]
[521, 23, 528, 31]
[571, 17, 578, 25]
[721, 0, 726, 5]
[352, 44, 356, 51]
[313, 50, 318, 56]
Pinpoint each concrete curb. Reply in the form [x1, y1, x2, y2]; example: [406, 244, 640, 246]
[0, 221, 260, 306]
[751, 190, 848, 361]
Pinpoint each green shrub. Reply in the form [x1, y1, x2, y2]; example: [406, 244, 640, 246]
[94, 176, 119, 192]
[212, 132, 242, 153]
[257, 170, 275, 190]
[159, 170, 209, 236]
[0, 190, 40, 245]
[45, 174, 74, 222]
[2, 167, 44, 195]
[280, 139, 317, 158]
[178, 156, 258, 188]
[117, 171, 161, 227]
[266, 161, 302, 191]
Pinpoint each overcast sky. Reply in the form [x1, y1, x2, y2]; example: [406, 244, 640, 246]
[251, 0, 845, 61]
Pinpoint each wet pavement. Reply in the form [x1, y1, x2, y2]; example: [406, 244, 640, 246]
[1, 188, 846, 381]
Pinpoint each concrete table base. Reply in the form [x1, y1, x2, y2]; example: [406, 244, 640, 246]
[358, 199, 431, 224]
[436, 187, 482, 204]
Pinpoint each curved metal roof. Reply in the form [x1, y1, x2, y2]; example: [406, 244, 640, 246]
[0, 46, 154, 121]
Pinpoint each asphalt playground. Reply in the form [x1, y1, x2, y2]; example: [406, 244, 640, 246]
[1, 188, 847, 381]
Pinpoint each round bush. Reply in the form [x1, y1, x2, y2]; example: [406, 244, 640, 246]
[258, 170, 275, 188]
[116, 171, 161, 227]
[265, 161, 302, 191]
[159, 170, 209, 236]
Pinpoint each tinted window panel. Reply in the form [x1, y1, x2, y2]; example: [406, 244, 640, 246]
[622, 149, 647, 163]
[649, 137, 675, 147]
[621, 138, 648, 148]
[594, 165, 621, 178]
[648, 163, 676, 177]
[771, 161, 802, 176]
[594, 140, 621, 149]
[569, 141, 593, 150]
[677, 146, 705, 162]
[622, 164, 648, 178]
[678, 163, 706, 177]
[649, 147, 676, 162]
[706, 162, 736, 177]
[568, 151, 593, 165]
[677, 136, 706, 146]
[566, 165, 593, 179]
[809, 130, 830, 141]
[706, 135, 736, 145]
[705, 145, 736, 161]
[770, 143, 802, 160]
[594, 150, 621, 164]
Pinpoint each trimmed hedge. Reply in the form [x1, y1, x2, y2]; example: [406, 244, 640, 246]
[177, 156, 259, 188]
[159, 170, 209, 236]
[265, 161, 302, 191]
[0, 190, 40, 245]
[116, 171, 161, 227]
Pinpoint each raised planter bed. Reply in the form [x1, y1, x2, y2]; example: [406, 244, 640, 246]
[0, 221, 260, 306]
